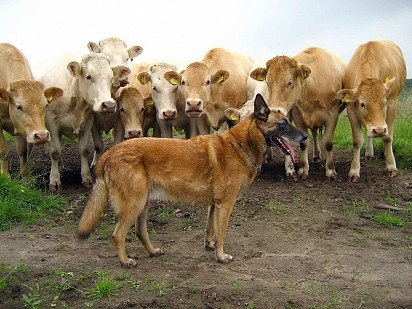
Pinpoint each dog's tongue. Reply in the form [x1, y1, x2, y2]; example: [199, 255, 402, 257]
[276, 136, 296, 164]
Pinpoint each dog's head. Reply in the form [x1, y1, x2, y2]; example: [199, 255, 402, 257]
[253, 94, 307, 156]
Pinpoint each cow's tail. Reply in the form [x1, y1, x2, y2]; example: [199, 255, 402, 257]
[77, 178, 109, 239]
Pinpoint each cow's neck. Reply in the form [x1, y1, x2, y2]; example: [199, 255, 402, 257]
[357, 61, 379, 83]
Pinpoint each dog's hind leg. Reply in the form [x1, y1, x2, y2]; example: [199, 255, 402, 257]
[214, 200, 235, 264]
[136, 201, 164, 257]
[204, 205, 216, 251]
[112, 190, 147, 267]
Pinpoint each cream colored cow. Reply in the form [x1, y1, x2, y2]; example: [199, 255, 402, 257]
[164, 48, 253, 135]
[251, 47, 346, 180]
[336, 40, 406, 182]
[0, 43, 63, 177]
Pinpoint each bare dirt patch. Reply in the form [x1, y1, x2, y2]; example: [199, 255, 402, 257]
[1, 141, 411, 308]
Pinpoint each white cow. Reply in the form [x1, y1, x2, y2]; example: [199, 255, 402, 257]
[39, 53, 130, 190]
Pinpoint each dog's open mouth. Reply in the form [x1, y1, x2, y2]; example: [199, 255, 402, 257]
[271, 135, 296, 164]
[186, 110, 202, 118]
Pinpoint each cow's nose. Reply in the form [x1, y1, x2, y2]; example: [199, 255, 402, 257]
[163, 110, 176, 120]
[102, 101, 117, 112]
[34, 130, 50, 143]
[128, 130, 142, 138]
[186, 100, 202, 110]
[372, 127, 387, 137]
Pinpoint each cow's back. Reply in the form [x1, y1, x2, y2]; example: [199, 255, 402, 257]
[344, 40, 406, 99]
[0, 43, 33, 88]
[294, 47, 346, 104]
[203, 48, 253, 108]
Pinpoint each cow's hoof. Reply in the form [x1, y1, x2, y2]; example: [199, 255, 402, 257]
[365, 155, 374, 161]
[388, 170, 398, 178]
[121, 258, 137, 268]
[313, 157, 322, 164]
[216, 253, 234, 264]
[83, 180, 92, 188]
[204, 240, 216, 251]
[348, 175, 360, 183]
[49, 183, 60, 191]
[299, 174, 308, 181]
[326, 171, 338, 181]
[149, 248, 164, 257]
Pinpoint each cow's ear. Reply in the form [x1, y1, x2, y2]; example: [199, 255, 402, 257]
[67, 62, 81, 77]
[297, 64, 311, 79]
[0, 88, 10, 101]
[87, 42, 100, 53]
[164, 71, 181, 85]
[250, 68, 267, 81]
[384, 77, 396, 96]
[112, 66, 131, 80]
[137, 72, 150, 85]
[211, 70, 229, 84]
[44, 87, 63, 102]
[336, 89, 357, 103]
[128, 46, 143, 60]
[253, 93, 269, 121]
[224, 107, 241, 122]
[143, 97, 154, 111]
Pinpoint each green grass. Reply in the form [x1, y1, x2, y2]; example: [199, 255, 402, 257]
[85, 271, 119, 300]
[265, 201, 287, 215]
[21, 284, 42, 309]
[0, 264, 28, 293]
[375, 211, 405, 227]
[0, 175, 66, 231]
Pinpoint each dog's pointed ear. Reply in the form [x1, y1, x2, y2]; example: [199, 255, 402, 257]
[253, 93, 269, 121]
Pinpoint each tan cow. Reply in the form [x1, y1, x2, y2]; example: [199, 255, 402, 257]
[0, 43, 63, 177]
[129, 63, 160, 137]
[250, 47, 346, 180]
[164, 48, 253, 135]
[336, 40, 406, 182]
[39, 53, 130, 190]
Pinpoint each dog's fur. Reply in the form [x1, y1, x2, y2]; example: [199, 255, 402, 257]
[78, 94, 307, 267]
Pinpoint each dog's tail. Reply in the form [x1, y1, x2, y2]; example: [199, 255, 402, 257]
[77, 178, 109, 240]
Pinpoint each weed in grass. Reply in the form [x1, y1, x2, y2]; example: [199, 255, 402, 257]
[265, 201, 287, 215]
[85, 271, 119, 300]
[182, 215, 196, 231]
[323, 288, 347, 309]
[120, 272, 142, 292]
[231, 280, 242, 292]
[0, 175, 66, 231]
[406, 202, 412, 218]
[149, 228, 157, 236]
[146, 277, 166, 297]
[375, 211, 405, 227]
[247, 302, 256, 309]
[158, 204, 175, 220]
[187, 282, 200, 294]
[21, 284, 42, 309]
[0, 264, 27, 293]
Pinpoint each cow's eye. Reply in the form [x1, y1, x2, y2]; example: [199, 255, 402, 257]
[181, 80, 185, 85]
[86, 75, 92, 80]
[17, 105, 23, 111]
[152, 86, 157, 92]
[206, 80, 211, 85]
[360, 103, 366, 108]
[119, 107, 125, 113]
[285, 81, 293, 88]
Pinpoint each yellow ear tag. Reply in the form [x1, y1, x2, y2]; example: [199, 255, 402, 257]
[113, 71, 119, 79]
[257, 76, 266, 81]
[230, 114, 239, 121]
[170, 78, 179, 85]
[216, 75, 224, 84]
[385, 77, 390, 83]
[343, 95, 352, 103]
[46, 96, 53, 102]
[146, 98, 154, 105]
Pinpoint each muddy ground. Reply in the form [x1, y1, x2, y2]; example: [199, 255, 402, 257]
[1, 138, 411, 309]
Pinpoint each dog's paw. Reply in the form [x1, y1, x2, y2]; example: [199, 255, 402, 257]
[216, 253, 234, 264]
[149, 248, 164, 257]
[121, 258, 137, 268]
[204, 240, 216, 251]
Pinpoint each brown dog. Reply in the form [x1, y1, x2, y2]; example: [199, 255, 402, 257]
[78, 94, 307, 267]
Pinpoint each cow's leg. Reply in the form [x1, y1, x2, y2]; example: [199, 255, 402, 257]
[152, 121, 161, 138]
[113, 121, 124, 145]
[135, 201, 164, 257]
[323, 115, 338, 180]
[0, 129, 10, 177]
[197, 117, 210, 136]
[383, 100, 398, 177]
[48, 134, 62, 190]
[204, 205, 216, 250]
[312, 129, 322, 163]
[158, 119, 173, 138]
[214, 200, 235, 263]
[284, 154, 297, 181]
[347, 107, 363, 182]
[78, 116, 93, 187]
[15, 136, 29, 178]
[91, 125, 104, 168]
[364, 136, 374, 160]
[186, 118, 198, 138]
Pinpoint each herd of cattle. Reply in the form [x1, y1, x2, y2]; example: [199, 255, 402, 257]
[0, 38, 407, 189]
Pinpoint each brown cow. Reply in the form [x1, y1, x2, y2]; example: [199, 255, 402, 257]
[0, 43, 63, 177]
[336, 40, 406, 182]
[251, 47, 346, 180]
[164, 48, 253, 135]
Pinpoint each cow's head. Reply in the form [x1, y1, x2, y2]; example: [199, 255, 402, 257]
[87, 38, 142, 90]
[250, 56, 311, 116]
[224, 99, 255, 125]
[67, 53, 130, 113]
[164, 62, 229, 118]
[0, 81, 63, 143]
[117, 87, 148, 139]
[336, 77, 396, 137]
[138, 63, 179, 121]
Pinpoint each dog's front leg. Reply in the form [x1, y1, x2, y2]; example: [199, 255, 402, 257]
[214, 201, 235, 263]
[204, 205, 216, 251]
